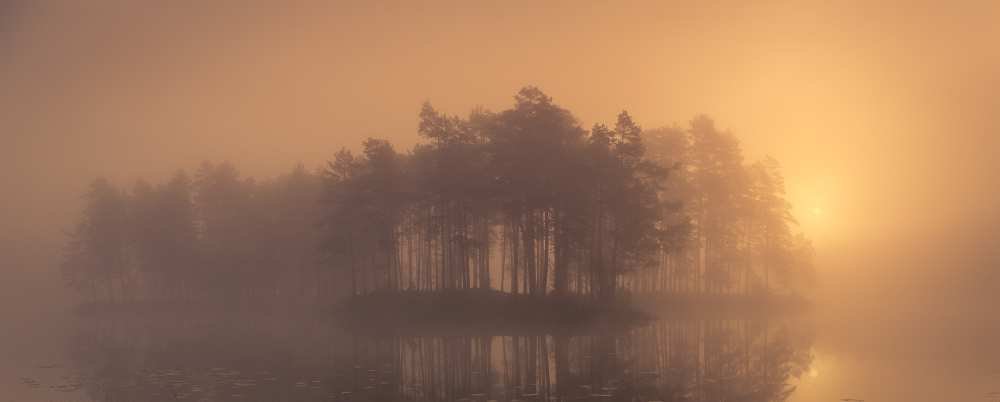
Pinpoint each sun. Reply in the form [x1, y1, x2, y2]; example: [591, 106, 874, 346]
[811, 207, 824, 217]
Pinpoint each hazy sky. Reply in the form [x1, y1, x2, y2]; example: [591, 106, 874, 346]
[2, 0, 998, 262]
[2, 2, 1000, 401]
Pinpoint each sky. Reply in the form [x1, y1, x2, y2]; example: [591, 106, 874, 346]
[5, 0, 1000, 305]
[2, 1, 1000, 399]
[2, 0, 999, 286]
[3, 1, 998, 246]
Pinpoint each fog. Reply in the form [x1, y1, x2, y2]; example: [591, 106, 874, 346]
[2, 1, 1000, 401]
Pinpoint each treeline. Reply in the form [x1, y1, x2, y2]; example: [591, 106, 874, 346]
[61, 87, 813, 305]
[61, 163, 327, 304]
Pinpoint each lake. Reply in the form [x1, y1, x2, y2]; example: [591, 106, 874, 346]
[7, 310, 814, 402]
[3, 268, 999, 402]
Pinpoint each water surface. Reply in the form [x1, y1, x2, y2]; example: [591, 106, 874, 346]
[12, 311, 814, 402]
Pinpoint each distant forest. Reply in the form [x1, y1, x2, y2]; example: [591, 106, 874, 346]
[61, 88, 814, 305]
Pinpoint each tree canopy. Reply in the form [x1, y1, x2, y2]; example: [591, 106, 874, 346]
[61, 87, 813, 306]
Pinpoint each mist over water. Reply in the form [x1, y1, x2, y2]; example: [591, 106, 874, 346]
[3, 2, 1000, 402]
[41, 314, 814, 402]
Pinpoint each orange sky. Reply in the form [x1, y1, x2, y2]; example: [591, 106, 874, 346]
[3, 3, 1000, 401]
[2, 0, 998, 254]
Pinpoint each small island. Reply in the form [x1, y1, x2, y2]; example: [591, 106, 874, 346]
[61, 88, 814, 327]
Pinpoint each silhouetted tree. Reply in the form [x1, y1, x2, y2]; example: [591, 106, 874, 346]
[127, 171, 199, 300]
[61, 87, 813, 306]
[62, 178, 131, 303]
[256, 164, 325, 299]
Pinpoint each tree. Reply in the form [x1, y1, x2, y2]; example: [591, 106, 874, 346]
[194, 161, 261, 301]
[61, 87, 813, 306]
[322, 140, 409, 295]
[129, 171, 198, 300]
[686, 116, 748, 294]
[62, 178, 131, 303]
[644, 126, 696, 293]
[747, 156, 798, 294]
[258, 164, 325, 299]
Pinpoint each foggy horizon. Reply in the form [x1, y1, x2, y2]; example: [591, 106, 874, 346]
[3, 2, 1000, 402]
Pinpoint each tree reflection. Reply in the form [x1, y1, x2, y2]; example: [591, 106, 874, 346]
[66, 317, 811, 402]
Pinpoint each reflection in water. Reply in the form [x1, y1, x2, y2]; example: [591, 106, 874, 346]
[64, 316, 812, 402]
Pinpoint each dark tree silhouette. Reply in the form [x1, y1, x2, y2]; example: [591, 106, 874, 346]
[319, 87, 686, 301]
[60, 87, 813, 307]
[62, 178, 131, 303]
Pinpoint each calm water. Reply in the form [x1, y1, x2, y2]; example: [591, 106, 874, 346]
[3, 266, 999, 402]
[7, 312, 814, 402]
